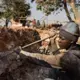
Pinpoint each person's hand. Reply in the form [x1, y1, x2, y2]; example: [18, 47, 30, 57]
[59, 49, 67, 53]
[14, 46, 22, 54]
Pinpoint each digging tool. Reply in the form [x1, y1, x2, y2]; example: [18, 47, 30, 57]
[22, 32, 57, 49]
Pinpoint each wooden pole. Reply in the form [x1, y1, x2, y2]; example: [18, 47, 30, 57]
[22, 33, 57, 49]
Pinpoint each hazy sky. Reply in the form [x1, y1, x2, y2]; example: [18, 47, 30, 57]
[26, 0, 74, 24]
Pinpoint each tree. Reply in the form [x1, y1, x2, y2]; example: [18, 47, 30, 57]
[12, 1, 31, 17]
[0, 0, 31, 18]
[36, 0, 63, 16]
[63, 0, 72, 21]
[31, 0, 80, 22]
[67, 0, 80, 23]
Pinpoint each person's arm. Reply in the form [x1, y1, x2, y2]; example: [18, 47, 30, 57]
[20, 50, 65, 68]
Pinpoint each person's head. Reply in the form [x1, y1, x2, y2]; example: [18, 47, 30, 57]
[58, 21, 79, 49]
[13, 15, 20, 22]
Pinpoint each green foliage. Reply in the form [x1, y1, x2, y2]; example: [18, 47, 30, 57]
[13, 1, 31, 17]
[35, 0, 63, 16]
[32, 0, 80, 21]
[3, 9, 13, 18]
[37, 5, 42, 10]
[0, 0, 31, 18]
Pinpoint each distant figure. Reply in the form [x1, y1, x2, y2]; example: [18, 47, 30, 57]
[11, 16, 22, 28]
[42, 20, 45, 28]
[5, 18, 10, 27]
[37, 20, 40, 28]
[26, 20, 30, 27]
[20, 19, 26, 27]
[32, 19, 36, 28]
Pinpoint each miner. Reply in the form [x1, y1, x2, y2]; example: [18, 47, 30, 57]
[16, 21, 80, 80]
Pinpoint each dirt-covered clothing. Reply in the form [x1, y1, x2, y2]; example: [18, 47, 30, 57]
[47, 44, 80, 80]
[60, 44, 80, 80]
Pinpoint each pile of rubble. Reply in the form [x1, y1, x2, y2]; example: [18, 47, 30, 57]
[0, 27, 54, 80]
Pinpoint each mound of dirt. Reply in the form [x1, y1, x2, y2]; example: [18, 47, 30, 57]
[0, 27, 54, 80]
[0, 27, 41, 52]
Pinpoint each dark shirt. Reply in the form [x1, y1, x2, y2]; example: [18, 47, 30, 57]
[60, 44, 80, 80]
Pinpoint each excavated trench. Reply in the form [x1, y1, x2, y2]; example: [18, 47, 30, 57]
[0, 27, 54, 80]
